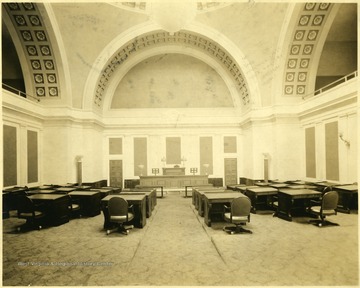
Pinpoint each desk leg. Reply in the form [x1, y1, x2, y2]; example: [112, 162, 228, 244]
[101, 208, 112, 229]
[336, 192, 352, 214]
[198, 197, 205, 217]
[137, 199, 147, 228]
[276, 194, 293, 221]
[204, 202, 212, 227]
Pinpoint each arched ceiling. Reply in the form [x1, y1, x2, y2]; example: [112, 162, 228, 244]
[2, 2, 357, 112]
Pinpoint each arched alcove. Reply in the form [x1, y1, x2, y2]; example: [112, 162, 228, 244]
[111, 53, 233, 109]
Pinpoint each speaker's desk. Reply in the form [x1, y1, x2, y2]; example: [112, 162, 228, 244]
[140, 175, 208, 188]
[275, 189, 322, 221]
[101, 195, 146, 229]
[28, 194, 70, 226]
[203, 192, 247, 227]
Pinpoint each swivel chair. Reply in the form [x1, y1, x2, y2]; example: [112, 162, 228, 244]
[106, 197, 134, 235]
[309, 191, 339, 227]
[223, 196, 252, 234]
[17, 195, 45, 231]
[310, 186, 332, 206]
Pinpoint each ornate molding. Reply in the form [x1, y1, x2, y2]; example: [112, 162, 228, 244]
[94, 30, 250, 108]
[284, 3, 333, 97]
[3, 2, 61, 99]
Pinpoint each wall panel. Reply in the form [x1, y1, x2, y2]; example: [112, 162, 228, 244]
[27, 130, 38, 183]
[166, 137, 181, 165]
[325, 121, 339, 181]
[305, 127, 316, 178]
[3, 125, 17, 187]
[200, 136, 213, 175]
[134, 137, 147, 176]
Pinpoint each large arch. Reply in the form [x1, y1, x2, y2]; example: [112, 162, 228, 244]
[82, 20, 261, 113]
[102, 46, 242, 111]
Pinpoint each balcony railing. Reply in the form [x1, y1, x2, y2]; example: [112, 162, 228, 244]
[2, 83, 40, 102]
[302, 71, 358, 100]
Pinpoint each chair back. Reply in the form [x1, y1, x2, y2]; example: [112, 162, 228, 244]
[108, 197, 129, 217]
[322, 191, 339, 210]
[322, 186, 332, 194]
[231, 196, 251, 217]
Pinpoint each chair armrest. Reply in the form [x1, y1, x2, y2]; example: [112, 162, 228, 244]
[128, 204, 135, 213]
[223, 204, 230, 211]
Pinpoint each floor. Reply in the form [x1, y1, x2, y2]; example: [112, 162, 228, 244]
[2, 191, 359, 286]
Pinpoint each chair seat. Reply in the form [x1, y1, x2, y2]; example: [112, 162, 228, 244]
[19, 211, 43, 218]
[310, 206, 336, 215]
[224, 212, 248, 222]
[110, 212, 134, 223]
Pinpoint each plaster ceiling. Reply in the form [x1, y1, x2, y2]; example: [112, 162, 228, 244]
[1, 2, 357, 111]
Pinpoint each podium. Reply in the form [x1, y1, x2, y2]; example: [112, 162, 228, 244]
[162, 167, 185, 175]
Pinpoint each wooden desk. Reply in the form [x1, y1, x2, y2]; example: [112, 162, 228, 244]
[192, 187, 225, 211]
[28, 194, 70, 226]
[197, 189, 230, 217]
[140, 175, 208, 188]
[185, 184, 213, 198]
[101, 195, 146, 229]
[90, 188, 111, 199]
[75, 185, 92, 191]
[289, 180, 307, 185]
[255, 182, 270, 187]
[121, 188, 156, 218]
[68, 191, 101, 217]
[101, 186, 121, 194]
[204, 192, 247, 227]
[287, 185, 317, 189]
[234, 185, 258, 194]
[135, 185, 163, 198]
[2, 187, 28, 213]
[269, 183, 289, 189]
[333, 184, 358, 213]
[226, 184, 246, 191]
[275, 189, 322, 221]
[55, 187, 77, 193]
[26, 189, 57, 195]
[245, 187, 278, 213]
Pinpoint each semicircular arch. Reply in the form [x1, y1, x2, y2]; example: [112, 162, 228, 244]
[103, 46, 242, 111]
[83, 20, 261, 112]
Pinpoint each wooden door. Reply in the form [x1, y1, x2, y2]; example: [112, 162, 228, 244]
[109, 160, 123, 188]
[224, 158, 237, 186]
